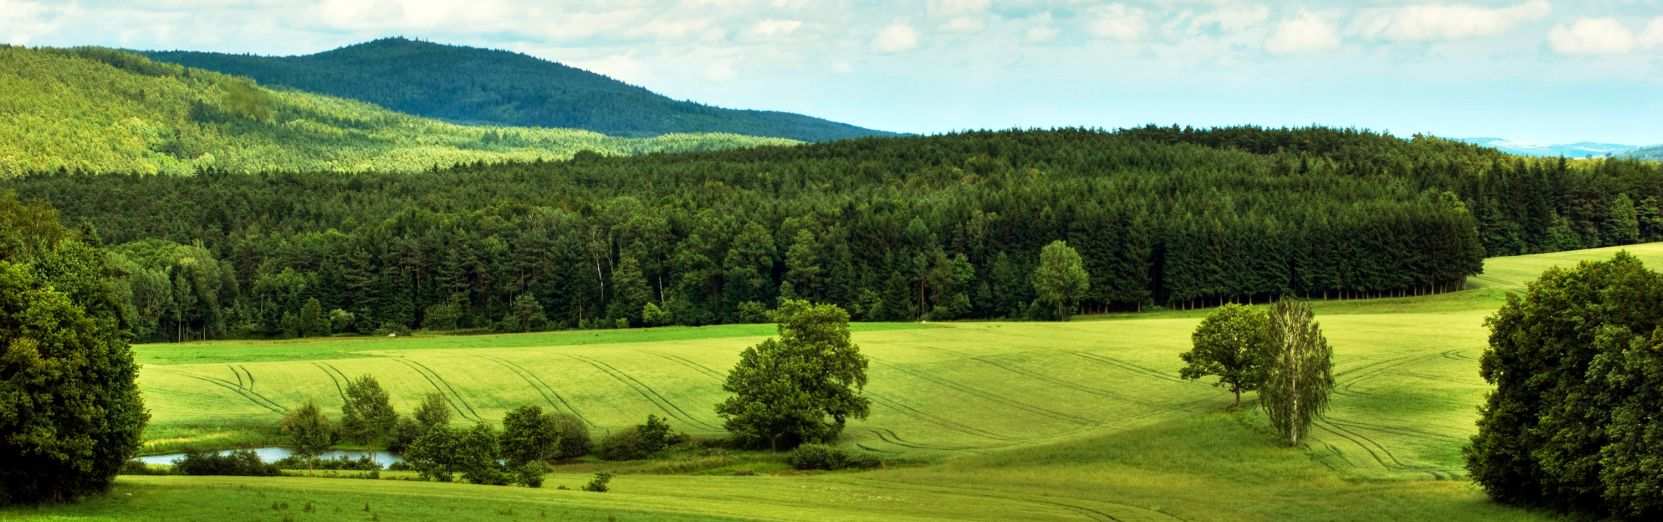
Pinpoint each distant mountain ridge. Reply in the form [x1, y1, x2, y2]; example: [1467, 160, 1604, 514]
[1457, 137, 1645, 158]
[146, 37, 891, 142]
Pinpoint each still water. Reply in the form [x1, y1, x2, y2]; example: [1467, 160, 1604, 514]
[136, 447, 402, 467]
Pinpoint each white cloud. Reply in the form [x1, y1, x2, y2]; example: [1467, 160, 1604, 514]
[1265, 11, 1340, 55]
[1086, 3, 1147, 43]
[1644, 17, 1663, 48]
[872, 21, 918, 53]
[705, 60, 736, 82]
[941, 17, 984, 33]
[1024, 13, 1058, 44]
[1352, 1, 1550, 42]
[1, 0, 54, 45]
[928, 0, 989, 17]
[751, 19, 802, 38]
[1548, 18, 1636, 55]
[1189, 3, 1270, 34]
[563, 52, 649, 85]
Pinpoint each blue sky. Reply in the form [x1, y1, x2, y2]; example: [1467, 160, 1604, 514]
[4, 0, 1661, 144]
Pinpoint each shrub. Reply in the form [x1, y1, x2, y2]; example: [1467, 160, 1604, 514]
[787, 444, 882, 471]
[458, 424, 509, 485]
[273, 454, 381, 471]
[641, 302, 669, 326]
[280, 401, 336, 456]
[501, 405, 559, 466]
[405, 427, 463, 482]
[736, 301, 771, 323]
[119, 460, 172, 476]
[174, 450, 279, 476]
[597, 415, 680, 461]
[583, 472, 612, 493]
[341, 375, 398, 446]
[550, 413, 591, 459]
[513, 462, 548, 488]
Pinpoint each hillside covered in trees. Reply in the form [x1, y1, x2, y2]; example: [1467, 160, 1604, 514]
[147, 38, 892, 142]
[0, 45, 793, 177]
[14, 127, 1655, 342]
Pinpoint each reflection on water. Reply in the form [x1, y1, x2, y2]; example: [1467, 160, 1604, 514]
[136, 447, 402, 467]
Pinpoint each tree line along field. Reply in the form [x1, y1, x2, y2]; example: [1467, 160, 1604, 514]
[11, 243, 1659, 521]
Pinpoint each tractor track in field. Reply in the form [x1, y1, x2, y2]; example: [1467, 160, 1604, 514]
[186, 366, 286, 415]
[872, 358, 1098, 426]
[1313, 417, 1452, 479]
[487, 357, 594, 427]
[394, 358, 481, 423]
[864, 428, 988, 451]
[650, 352, 726, 381]
[313, 363, 350, 403]
[969, 355, 1156, 406]
[1067, 352, 1189, 385]
[1323, 418, 1465, 443]
[566, 354, 718, 430]
[1334, 352, 1442, 398]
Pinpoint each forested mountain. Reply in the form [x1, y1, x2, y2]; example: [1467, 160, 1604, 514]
[0, 46, 792, 177]
[1629, 146, 1663, 160]
[146, 38, 891, 142]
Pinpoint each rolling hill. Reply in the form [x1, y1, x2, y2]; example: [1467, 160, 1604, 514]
[0, 46, 793, 177]
[1456, 137, 1637, 158]
[147, 38, 892, 142]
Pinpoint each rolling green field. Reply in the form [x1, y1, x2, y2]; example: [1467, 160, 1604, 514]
[15, 243, 1662, 521]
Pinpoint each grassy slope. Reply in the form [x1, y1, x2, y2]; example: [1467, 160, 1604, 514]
[16, 243, 1661, 521]
[0, 46, 793, 177]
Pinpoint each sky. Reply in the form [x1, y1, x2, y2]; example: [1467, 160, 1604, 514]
[4, 0, 1662, 145]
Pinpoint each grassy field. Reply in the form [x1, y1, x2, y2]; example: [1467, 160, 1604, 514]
[14, 243, 1662, 521]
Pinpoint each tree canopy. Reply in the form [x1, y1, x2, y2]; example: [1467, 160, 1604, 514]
[1179, 304, 1272, 407]
[1259, 298, 1333, 446]
[716, 300, 870, 450]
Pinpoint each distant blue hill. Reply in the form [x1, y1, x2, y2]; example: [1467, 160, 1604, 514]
[1457, 137, 1642, 158]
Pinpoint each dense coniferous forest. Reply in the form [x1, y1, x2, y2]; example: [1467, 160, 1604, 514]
[147, 38, 892, 142]
[13, 127, 1658, 343]
[0, 46, 790, 177]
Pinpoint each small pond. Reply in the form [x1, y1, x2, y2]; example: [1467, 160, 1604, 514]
[137, 447, 402, 467]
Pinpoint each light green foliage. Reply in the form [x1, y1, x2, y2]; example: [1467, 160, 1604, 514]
[1260, 298, 1334, 446]
[279, 401, 335, 457]
[1032, 240, 1089, 320]
[1179, 303, 1272, 407]
[0, 47, 794, 177]
[717, 300, 870, 450]
[503, 294, 548, 333]
[340, 375, 398, 446]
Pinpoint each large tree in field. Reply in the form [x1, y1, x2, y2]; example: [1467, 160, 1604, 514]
[1032, 240, 1089, 320]
[1466, 253, 1663, 519]
[1179, 304, 1272, 407]
[716, 300, 870, 450]
[1258, 298, 1333, 446]
[1, 193, 147, 505]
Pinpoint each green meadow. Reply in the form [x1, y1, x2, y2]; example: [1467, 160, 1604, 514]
[16, 243, 1660, 521]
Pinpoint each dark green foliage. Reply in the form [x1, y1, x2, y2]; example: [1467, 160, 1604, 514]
[280, 401, 336, 456]
[513, 462, 548, 488]
[1179, 304, 1272, 407]
[786, 444, 882, 471]
[272, 454, 380, 471]
[1, 193, 147, 505]
[596, 415, 680, 461]
[147, 38, 890, 142]
[1466, 253, 1663, 519]
[457, 424, 508, 486]
[717, 301, 870, 450]
[4, 128, 1521, 337]
[340, 375, 398, 446]
[390, 393, 450, 453]
[500, 406, 559, 466]
[583, 472, 612, 493]
[405, 427, 463, 482]
[550, 413, 592, 459]
[1259, 298, 1334, 446]
[173, 450, 278, 476]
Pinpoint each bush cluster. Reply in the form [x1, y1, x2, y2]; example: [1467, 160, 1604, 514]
[172, 451, 279, 476]
[786, 444, 881, 471]
[597, 415, 683, 461]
